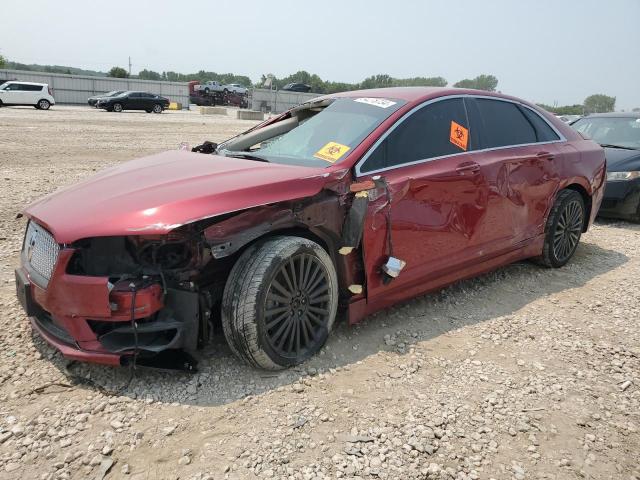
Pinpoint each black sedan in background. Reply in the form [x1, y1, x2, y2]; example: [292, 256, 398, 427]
[282, 82, 311, 93]
[87, 90, 125, 107]
[572, 113, 640, 222]
[96, 91, 170, 113]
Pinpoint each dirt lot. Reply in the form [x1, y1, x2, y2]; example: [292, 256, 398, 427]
[0, 105, 638, 480]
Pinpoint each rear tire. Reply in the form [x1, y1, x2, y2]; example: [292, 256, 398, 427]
[221, 236, 338, 370]
[37, 99, 50, 110]
[112, 103, 123, 112]
[536, 189, 585, 268]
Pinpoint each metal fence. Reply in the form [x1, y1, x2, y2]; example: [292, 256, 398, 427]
[0, 69, 190, 106]
[250, 88, 322, 114]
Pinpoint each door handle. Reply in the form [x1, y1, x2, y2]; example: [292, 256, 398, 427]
[455, 161, 480, 174]
[536, 151, 555, 160]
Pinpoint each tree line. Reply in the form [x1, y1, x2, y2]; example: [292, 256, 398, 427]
[119, 67, 500, 94]
[0, 56, 626, 113]
[537, 94, 617, 115]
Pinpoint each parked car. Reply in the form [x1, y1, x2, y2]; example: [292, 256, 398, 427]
[282, 82, 311, 93]
[194, 81, 225, 94]
[571, 113, 640, 221]
[556, 114, 581, 123]
[225, 83, 248, 95]
[16, 87, 605, 371]
[87, 90, 125, 107]
[96, 91, 170, 113]
[0, 81, 55, 110]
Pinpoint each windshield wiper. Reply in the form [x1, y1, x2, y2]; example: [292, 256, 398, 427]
[225, 152, 270, 163]
[599, 143, 638, 150]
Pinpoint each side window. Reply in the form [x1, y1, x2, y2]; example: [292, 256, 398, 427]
[24, 84, 44, 91]
[475, 98, 537, 148]
[518, 106, 561, 142]
[361, 98, 470, 173]
[7, 83, 25, 91]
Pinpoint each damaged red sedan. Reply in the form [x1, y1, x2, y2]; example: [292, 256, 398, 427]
[16, 87, 606, 371]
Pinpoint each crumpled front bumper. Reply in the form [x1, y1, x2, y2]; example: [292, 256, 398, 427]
[17, 246, 192, 367]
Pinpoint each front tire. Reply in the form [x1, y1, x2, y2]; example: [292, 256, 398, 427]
[112, 103, 123, 112]
[221, 236, 338, 370]
[37, 99, 50, 110]
[152, 104, 163, 114]
[537, 189, 585, 268]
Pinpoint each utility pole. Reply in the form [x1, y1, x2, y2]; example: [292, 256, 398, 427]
[128, 57, 132, 76]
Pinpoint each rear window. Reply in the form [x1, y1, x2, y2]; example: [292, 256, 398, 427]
[519, 106, 560, 142]
[473, 98, 537, 148]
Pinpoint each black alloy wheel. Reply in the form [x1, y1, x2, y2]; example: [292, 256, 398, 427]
[552, 198, 583, 263]
[263, 253, 332, 360]
[221, 236, 338, 370]
[537, 189, 585, 268]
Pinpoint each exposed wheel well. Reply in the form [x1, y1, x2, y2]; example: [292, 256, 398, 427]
[233, 227, 334, 267]
[563, 184, 592, 232]
[218, 226, 341, 291]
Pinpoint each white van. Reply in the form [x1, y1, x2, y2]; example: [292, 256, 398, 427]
[0, 81, 56, 109]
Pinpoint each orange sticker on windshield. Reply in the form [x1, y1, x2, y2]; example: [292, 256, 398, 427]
[450, 121, 469, 151]
[313, 142, 351, 163]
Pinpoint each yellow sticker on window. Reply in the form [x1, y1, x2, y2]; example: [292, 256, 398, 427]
[313, 142, 351, 163]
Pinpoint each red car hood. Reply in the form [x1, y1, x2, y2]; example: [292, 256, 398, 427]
[25, 150, 330, 243]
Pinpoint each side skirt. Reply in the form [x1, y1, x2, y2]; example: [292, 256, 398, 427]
[347, 234, 545, 325]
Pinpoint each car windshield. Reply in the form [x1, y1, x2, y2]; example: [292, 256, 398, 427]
[572, 116, 640, 149]
[249, 97, 406, 168]
[104, 91, 120, 96]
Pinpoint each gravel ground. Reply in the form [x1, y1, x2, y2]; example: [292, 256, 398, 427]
[0, 106, 638, 480]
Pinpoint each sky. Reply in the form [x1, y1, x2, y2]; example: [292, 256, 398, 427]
[1, 0, 639, 110]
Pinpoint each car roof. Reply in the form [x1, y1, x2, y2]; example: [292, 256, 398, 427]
[4, 81, 47, 86]
[582, 112, 640, 118]
[323, 86, 527, 106]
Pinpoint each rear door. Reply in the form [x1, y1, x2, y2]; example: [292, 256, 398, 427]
[140, 93, 155, 109]
[467, 97, 563, 242]
[24, 84, 45, 105]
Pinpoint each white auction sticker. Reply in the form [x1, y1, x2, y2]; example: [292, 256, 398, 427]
[354, 98, 397, 109]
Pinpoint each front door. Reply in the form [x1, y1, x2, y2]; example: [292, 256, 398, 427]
[1, 83, 27, 105]
[356, 97, 513, 304]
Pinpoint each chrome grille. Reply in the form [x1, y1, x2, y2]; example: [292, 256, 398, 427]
[24, 221, 59, 286]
